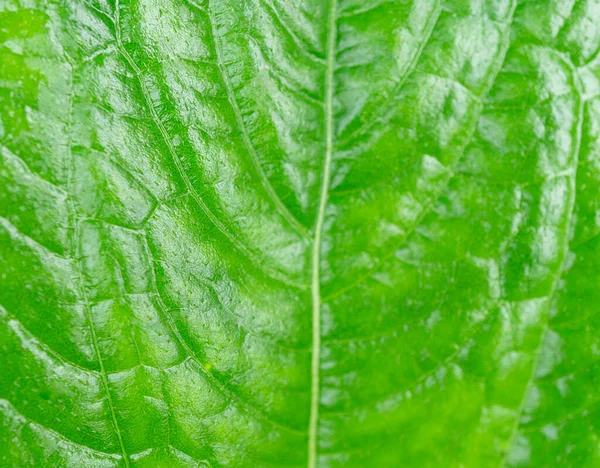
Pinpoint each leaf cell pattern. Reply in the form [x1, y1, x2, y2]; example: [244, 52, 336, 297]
[1, 0, 600, 466]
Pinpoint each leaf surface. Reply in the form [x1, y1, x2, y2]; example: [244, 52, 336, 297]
[1, 0, 600, 466]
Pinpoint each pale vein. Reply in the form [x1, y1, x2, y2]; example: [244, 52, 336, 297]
[308, 0, 337, 466]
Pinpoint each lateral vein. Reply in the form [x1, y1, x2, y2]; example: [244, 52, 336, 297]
[205, 0, 311, 239]
[63, 63, 130, 466]
[113, 2, 306, 290]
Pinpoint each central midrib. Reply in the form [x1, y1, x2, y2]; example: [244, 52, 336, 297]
[308, 0, 337, 467]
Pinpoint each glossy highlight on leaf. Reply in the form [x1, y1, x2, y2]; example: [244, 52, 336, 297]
[1, 0, 600, 466]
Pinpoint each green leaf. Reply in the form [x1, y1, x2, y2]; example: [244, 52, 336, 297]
[1, 0, 599, 466]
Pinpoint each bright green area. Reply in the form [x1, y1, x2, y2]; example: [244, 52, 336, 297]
[1, 0, 600, 466]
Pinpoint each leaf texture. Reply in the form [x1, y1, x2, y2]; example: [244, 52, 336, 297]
[1, 0, 600, 466]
